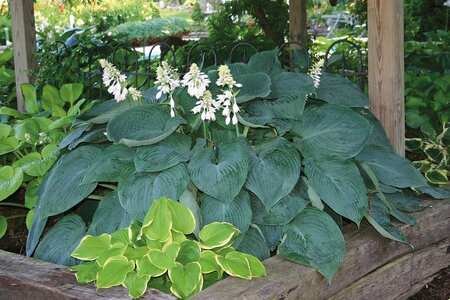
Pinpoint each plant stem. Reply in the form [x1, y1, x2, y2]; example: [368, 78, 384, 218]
[203, 121, 208, 141]
[87, 195, 103, 201]
[0, 202, 26, 208]
[243, 126, 249, 137]
[6, 214, 27, 221]
[235, 124, 240, 137]
[98, 183, 117, 190]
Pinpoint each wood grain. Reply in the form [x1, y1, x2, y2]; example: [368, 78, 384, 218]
[289, 0, 307, 47]
[10, 0, 36, 112]
[368, 0, 405, 155]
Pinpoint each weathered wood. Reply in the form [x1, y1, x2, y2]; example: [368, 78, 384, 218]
[289, 0, 307, 47]
[0, 250, 176, 300]
[368, 0, 405, 156]
[194, 200, 450, 300]
[329, 238, 450, 300]
[10, 0, 36, 112]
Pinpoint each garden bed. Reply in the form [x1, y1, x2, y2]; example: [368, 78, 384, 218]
[1, 199, 448, 300]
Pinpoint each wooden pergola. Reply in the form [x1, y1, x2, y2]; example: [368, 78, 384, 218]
[10, 0, 404, 156]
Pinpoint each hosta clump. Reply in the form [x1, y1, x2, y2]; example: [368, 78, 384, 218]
[70, 197, 266, 299]
[27, 49, 450, 286]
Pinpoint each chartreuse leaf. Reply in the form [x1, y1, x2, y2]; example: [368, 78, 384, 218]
[166, 198, 196, 234]
[20, 83, 39, 114]
[0, 136, 20, 156]
[199, 251, 222, 275]
[96, 255, 134, 288]
[169, 262, 203, 299]
[71, 234, 111, 261]
[148, 243, 181, 269]
[60, 83, 83, 105]
[12, 151, 57, 177]
[136, 256, 166, 277]
[141, 198, 172, 241]
[216, 251, 252, 280]
[0, 123, 11, 139]
[111, 228, 130, 246]
[70, 261, 101, 284]
[26, 209, 35, 230]
[123, 246, 149, 261]
[244, 254, 266, 277]
[177, 240, 201, 265]
[124, 271, 150, 299]
[0, 166, 23, 201]
[106, 105, 186, 147]
[0, 216, 7, 239]
[278, 207, 346, 283]
[97, 244, 128, 267]
[245, 137, 301, 209]
[199, 222, 240, 249]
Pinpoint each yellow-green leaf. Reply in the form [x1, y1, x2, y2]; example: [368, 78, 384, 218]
[148, 243, 180, 269]
[71, 234, 112, 261]
[96, 255, 134, 288]
[199, 222, 240, 249]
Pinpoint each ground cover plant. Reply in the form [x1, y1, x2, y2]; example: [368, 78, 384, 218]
[25, 49, 450, 298]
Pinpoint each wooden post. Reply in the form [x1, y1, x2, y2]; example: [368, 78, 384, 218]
[10, 0, 36, 113]
[368, 0, 405, 156]
[289, 0, 307, 47]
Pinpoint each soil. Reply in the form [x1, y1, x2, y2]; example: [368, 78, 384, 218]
[409, 266, 450, 300]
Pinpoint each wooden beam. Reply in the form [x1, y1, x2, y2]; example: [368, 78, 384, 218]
[10, 0, 36, 113]
[368, 0, 405, 156]
[289, 0, 307, 47]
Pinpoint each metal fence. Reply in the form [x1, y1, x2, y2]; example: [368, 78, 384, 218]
[46, 38, 367, 99]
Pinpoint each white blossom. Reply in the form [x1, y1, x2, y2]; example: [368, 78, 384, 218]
[216, 65, 242, 88]
[309, 58, 325, 88]
[155, 61, 180, 99]
[100, 59, 129, 102]
[182, 63, 210, 99]
[128, 87, 142, 102]
[24, 133, 31, 142]
[192, 91, 220, 121]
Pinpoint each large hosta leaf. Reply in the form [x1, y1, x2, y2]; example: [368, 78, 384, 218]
[34, 214, 86, 266]
[315, 73, 369, 107]
[82, 144, 135, 184]
[134, 133, 193, 173]
[354, 108, 394, 151]
[304, 158, 368, 225]
[247, 49, 283, 77]
[235, 73, 271, 103]
[250, 182, 309, 225]
[107, 105, 186, 147]
[87, 191, 132, 236]
[293, 104, 372, 159]
[356, 145, 427, 188]
[268, 72, 314, 98]
[236, 225, 270, 261]
[188, 140, 249, 204]
[34, 146, 102, 219]
[0, 166, 23, 201]
[118, 164, 189, 221]
[278, 207, 346, 282]
[245, 137, 301, 209]
[200, 190, 252, 244]
[244, 94, 306, 121]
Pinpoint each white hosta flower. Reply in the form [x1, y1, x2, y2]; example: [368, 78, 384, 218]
[217, 90, 240, 125]
[182, 63, 210, 99]
[192, 91, 220, 121]
[24, 133, 31, 142]
[100, 59, 129, 102]
[309, 58, 325, 88]
[128, 87, 142, 102]
[155, 61, 180, 99]
[169, 95, 176, 117]
[216, 65, 242, 88]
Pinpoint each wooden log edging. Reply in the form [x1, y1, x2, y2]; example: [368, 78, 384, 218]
[0, 200, 448, 300]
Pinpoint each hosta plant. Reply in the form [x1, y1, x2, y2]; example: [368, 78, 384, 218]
[27, 49, 450, 287]
[70, 197, 266, 299]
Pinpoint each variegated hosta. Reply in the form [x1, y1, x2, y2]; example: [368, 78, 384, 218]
[27, 49, 450, 296]
[70, 197, 266, 299]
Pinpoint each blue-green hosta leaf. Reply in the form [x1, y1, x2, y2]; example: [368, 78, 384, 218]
[87, 191, 132, 236]
[33, 146, 102, 219]
[228, 62, 254, 77]
[236, 225, 270, 261]
[365, 197, 411, 246]
[169, 262, 203, 299]
[0, 166, 23, 201]
[118, 164, 189, 221]
[278, 207, 346, 282]
[268, 72, 314, 98]
[68, 125, 108, 150]
[199, 222, 240, 249]
[107, 105, 186, 147]
[385, 191, 428, 212]
[250, 181, 309, 225]
[76, 99, 129, 124]
[12, 152, 57, 177]
[244, 94, 306, 121]
[70, 261, 101, 284]
[235, 72, 271, 103]
[71, 234, 111, 260]
[258, 224, 282, 252]
[26, 216, 48, 256]
[416, 185, 450, 199]
[60, 83, 83, 105]
[34, 214, 86, 266]
[354, 108, 394, 151]
[356, 145, 427, 188]
[188, 139, 249, 204]
[96, 255, 135, 288]
[124, 271, 150, 299]
[304, 158, 368, 225]
[245, 137, 301, 209]
[247, 49, 283, 77]
[134, 133, 192, 173]
[293, 104, 372, 159]
[201, 190, 252, 245]
[315, 73, 369, 107]
[82, 144, 135, 184]
[58, 123, 90, 150]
